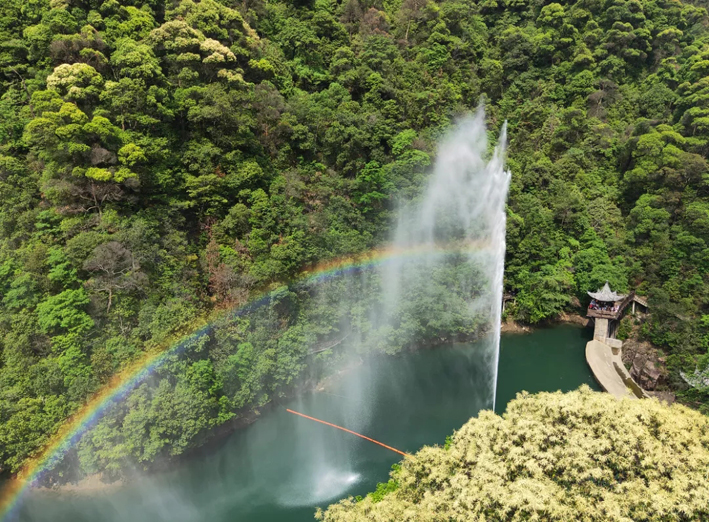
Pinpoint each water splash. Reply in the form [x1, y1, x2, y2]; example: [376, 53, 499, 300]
[288, 107, 510, 497]
[381, 106, 510, 408]
[277, 468, 361, 507]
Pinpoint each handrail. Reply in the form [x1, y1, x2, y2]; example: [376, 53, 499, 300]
[587, 292, 636, 320]
[587, 309, 620, 319]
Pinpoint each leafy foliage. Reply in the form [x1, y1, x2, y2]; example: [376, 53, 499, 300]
[318, 387, 709, 521]
[1, 0, 709, 477]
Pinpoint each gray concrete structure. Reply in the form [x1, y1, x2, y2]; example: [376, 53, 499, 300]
[586, 340, 650, 399]
[585, 283, 650, 400]
[593, 317, 609, 342]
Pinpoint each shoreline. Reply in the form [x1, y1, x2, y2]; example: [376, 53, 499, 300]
[500, 313, 590, 334]
[30, 360, 367, 495]
[27, 316, 591, 495]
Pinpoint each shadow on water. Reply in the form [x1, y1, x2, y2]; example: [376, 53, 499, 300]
[18, 325, 597, 522]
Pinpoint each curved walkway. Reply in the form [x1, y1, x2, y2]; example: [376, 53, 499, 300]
[586, 340, 648, 399]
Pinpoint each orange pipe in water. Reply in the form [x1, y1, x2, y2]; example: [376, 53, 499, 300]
[286, 408, 410, 457]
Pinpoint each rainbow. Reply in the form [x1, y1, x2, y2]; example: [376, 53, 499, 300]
[0, 241, 490, 520]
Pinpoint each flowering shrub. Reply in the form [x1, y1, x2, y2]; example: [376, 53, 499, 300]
[319, 386, 709, 521]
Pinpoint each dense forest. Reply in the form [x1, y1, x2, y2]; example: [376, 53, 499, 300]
[2, 0, 709, 479]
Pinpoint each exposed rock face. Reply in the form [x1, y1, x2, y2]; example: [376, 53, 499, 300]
[623, 338, 668, 391]
[631, 357, 664, 390]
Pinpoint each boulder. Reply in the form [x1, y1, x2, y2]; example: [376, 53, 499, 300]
[630, 357, 665, 390]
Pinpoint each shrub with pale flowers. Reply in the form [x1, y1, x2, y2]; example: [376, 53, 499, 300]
[318, 386, 709, 521]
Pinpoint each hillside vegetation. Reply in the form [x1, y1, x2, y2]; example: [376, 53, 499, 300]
[318, 387, 709, 521]
[1, 0, 709, 477]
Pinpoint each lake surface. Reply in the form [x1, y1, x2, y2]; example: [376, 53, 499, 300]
[16, 325, 598, 522]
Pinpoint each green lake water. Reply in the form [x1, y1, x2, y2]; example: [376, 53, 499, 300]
[16, 325, 598, 522]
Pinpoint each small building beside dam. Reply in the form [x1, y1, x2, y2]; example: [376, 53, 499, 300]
[585, 282, 649, 399]
[587, 282, 648, 348]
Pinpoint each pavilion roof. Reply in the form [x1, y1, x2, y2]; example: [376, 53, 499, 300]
[587, 282, 626, 302]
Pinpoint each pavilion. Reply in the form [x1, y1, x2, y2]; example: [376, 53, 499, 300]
[587, 282, 647, 343]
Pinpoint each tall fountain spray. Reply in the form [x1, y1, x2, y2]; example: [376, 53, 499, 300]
[279, 107, 510, 507]
[380, 106, 511, 408]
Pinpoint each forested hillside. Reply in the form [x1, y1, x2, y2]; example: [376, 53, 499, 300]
[2, 0, 709, 478]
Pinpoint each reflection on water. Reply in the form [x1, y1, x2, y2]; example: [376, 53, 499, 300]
[17, 326, 597, 522]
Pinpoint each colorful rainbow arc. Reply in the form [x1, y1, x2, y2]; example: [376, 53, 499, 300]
[0, 241, 491, 521]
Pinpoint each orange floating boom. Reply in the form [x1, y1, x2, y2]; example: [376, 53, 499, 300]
[286, 408, 410, 457]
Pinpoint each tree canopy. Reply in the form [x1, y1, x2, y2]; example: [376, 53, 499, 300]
[2, 0, 709, 478]
[318, 386, 709, 521]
